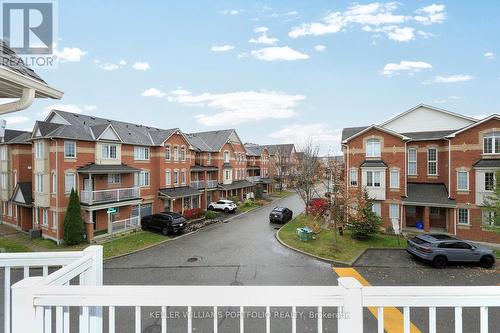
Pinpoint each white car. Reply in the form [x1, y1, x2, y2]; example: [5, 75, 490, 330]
[208, 200, 237, 213]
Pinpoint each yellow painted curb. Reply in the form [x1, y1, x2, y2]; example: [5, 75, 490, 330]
[334, 267, 422, 333]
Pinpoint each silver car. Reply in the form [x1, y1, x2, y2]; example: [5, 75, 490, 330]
[407, 234, 496, 269]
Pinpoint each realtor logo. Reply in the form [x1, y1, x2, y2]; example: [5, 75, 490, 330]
[2, 1, 54, 54]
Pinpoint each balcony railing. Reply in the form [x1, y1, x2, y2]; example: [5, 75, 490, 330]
[80, 187, 140, 205]
[207, 180, 218, 188]
[247, 176, 261, 182]
[3, 246, 499, 333]
[190, 180, 205, 189]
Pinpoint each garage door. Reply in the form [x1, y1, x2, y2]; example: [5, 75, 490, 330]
[131, 203, 153, 218]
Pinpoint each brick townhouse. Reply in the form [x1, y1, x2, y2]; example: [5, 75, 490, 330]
[342, 104, 500, 243]
[0, 110, 291, 243]
[256, 143, 297, 188]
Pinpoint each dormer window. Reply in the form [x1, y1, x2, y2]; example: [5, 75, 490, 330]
[483, 132, 500, 154]
[366, 138, 381, 157]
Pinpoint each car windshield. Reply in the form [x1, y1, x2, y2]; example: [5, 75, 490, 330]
[412, 237, 430, 245]
[273, 207, 284, 212]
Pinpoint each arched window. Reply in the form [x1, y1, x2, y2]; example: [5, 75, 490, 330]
[483, 131, 500, 154]
[181, 146, 186, 161]
[366, 138, 381, 157]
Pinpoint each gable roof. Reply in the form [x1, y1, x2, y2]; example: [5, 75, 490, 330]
[264, 144, 295, 156]
[34, 110, 181, 146]
[1, 129, 32, 144]
[341, 125, 410, 143]
[445, 114, 500, 138]
[341, 126, 369, 141]
[403, 183, 456, 207]
[10, 182, 33, 206]
[244, 143, 268, 156]
[186, 129, 237, 152]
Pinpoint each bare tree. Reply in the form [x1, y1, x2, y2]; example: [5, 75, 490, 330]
[273, 150, 286, 192]
[293, 142, 320, 211]
[320, 156, 346, 243]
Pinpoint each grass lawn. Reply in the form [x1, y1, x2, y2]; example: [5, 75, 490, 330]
[102, 231, 168, 258]
[0, 237, 31, 252]
[278, 214, 406, 263]
[271, 190, 293, 198]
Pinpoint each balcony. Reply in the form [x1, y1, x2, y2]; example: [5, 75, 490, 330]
[80, 187, 140, 205]
[2, 246, 499, 333]
[247, 176, 261, 182]
[190, 180, 218, 189]
[476, 191, 494, 206]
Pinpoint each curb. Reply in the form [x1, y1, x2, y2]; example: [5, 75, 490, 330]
[274, 227, 354, 267]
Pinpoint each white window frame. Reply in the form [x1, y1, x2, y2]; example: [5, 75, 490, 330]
[173, 146, 179, 161]
[389, 204, 399, 219]
[64, 173, 75, 194]
[224, 151, 230, 163]
[457, 170, 469, 191]
[138, 170, 150, 187]
[408, 148, 417, 175]
[181, 170, 186, 184]
[366, 171, 381, 187]
[349, 169, 358, 187]
[165, 145, 171, 161]
[1, 173, 8, 190]
[207, 152, 211, 164]
[366, 138, 381, 157]
[485, 172, 495, 191]
[427, 147, 437, 175]
[0, 146, 7, 161]
[483, 132, 500, 154]
[181, 146, 186, 161]
[41, 208, 49, 226]
[165, 170, 171, 186]
[34, 141, 43, 159]
[35, 174, 43, 193]
[389, 170, 399, 189]
[52, 211, 58, 230]
[102, 144, 118, 159]
[225, 170, 231, 180]
[458, 208, 470, 225]
[64, 141, 76, 158]
[134, 146, 150, 161]
[107, 173, 121, 184]
[173, 170, 179, 185]
[52, 172, 57, 194]
[372, 202, 381, 217]
[482, 210, 497, 227]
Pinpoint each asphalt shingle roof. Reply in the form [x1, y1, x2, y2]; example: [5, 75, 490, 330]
[158, 186, 201, 199]
[10, 182, 33, 206]
[473, 159, 500, 168]
[77, 163, 141, 174]
[401, 130, 457, 141]
[341, 126, 369, 141]
[0, 40, 46, 83]
[360, 160, 388, 168]
[403, 183, 456, 207]
[264, 144, 295, 156]
[186, 129, 235, 152]
[218, 180, 255, 190]
[244, 143, 266, 156]
[2, 129, 31, 144]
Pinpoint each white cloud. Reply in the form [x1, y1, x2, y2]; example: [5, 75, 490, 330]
[99, 63, 120, 71]
[141, 88, 166, 98]
[119, 60, 127, 66]
[249, 27, 279, 45]
[41, 104, 83, 117]
[251, 46, 309, 61]
[54, 47, 87, 62]
[83, 105, 97, 111]
[4, 116, 30, 125]
[288, 2, 444, 42]
[221, 9, 241, 15]
[285, 11, 298, 16]
[433, 75, 474, 83]
[484, 52, 495, 60]
[414, 4, 446, 25]
[314, 45, 326, 52]
[132, 62, 151, 71]
[269, 123, 341, 151]
[211, 45, 235, 52]
[167, 90, 305, 126]
[381, 60, 432, 75]
[170, 89, 191, 96]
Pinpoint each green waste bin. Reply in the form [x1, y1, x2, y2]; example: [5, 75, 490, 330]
[296, 227, 313, 242]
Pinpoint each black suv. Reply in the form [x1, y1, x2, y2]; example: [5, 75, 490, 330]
[269, 207, 293, 223]
[141, 212, 187, 235]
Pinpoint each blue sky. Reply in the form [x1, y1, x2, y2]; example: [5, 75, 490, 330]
[5, 1, 500, 154]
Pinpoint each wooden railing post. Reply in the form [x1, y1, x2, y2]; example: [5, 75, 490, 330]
[338, 277, 363, 333]
[83, 246, 103, 333]
[11, 277, 44, 333]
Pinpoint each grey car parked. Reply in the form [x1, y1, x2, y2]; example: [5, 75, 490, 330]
[407, 234, 496, 269]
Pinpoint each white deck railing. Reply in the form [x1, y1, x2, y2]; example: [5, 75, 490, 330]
[190, 180, 205, 189]
[2, 246, 500, 332]
[111, 216, 140, 234]
[80, 187, 140, 205]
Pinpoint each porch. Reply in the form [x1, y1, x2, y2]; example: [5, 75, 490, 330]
[218, 180, 256, 201]
[158, 186, 201, 214]
[82, 204, 144, 240]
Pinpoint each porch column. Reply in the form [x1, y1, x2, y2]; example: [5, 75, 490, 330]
[86, 211, 94, 241]
[423, 206, 430, 232]
[88, 174, 93, 205]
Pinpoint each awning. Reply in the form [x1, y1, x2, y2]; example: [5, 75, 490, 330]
[10, 182, 33, 207]
[403, 183, 456, 208]
[360, 160, 387, 168]
[77, 163, 141, 174]
[473, 159, 500, 168]
[218, 180, 255, 191]
[259, 178, 275, 184]
[190, 165, 218, 172]
[158, 186, 201, 199]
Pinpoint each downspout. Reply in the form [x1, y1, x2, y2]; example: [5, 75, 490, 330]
[404, 140, 408, 197]
[50, 138, 59, 243]
[445, 137, 455, 235]
[0, 88, 35, 114]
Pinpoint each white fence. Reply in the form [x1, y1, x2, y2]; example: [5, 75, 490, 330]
[80, 187, 140, 205]
[1, 246, 500, 332]
[110, 216, 140, 234]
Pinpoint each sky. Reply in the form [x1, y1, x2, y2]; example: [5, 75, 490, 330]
[4, 1, 500, 154]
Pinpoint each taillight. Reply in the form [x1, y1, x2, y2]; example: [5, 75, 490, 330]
[420, 247, 433, 253]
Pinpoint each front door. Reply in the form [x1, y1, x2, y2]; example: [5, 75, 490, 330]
[164, 199, 171, 212]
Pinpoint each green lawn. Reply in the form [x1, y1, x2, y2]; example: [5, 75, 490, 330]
[0, 237, 31, 252]
[278, 214, 406, 263]
[102, 231, 168, 258]
[271, 190, 293, 198]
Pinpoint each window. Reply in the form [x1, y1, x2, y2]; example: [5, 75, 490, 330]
[225, 170, 231, 180]
[457, 171, 469, 191]
[137, 171, 150, 187]
[207, 152, 211, 164]
[165, 145, 171, 160]
[483, 132, 500, 154]
[7, 203, 12, 217]
[0, 146, 7, 160]
[173, 146, 179, 161]
[430, 207, 440, 216]
[35, 174, 43, 192]
[65, 173, 75, 193]
[181, 147, 186, 161]
[107, 173, 121, 184]
[485, 172, 495, 191]
[224, 151, 230, 163]
[349, 169, 358, 186]
[482, 210, 497, 227]
[165, 170, 171, 186]
[458, 208, 469, 225]
[64, 141, 76, 158]
[366, 171, 381, 187]
[0, 173, 7, 190]
[34, 141, 43, 159]
[372, 202, 381, 217]
[389, 204, 399, 219]
[42, 209, 49, 226]
[134, 146, 150, 160]
[52, 172, 57, 194]
[181, 170, 186, 184]
[408, 148, 417, 175]
[427, 148, 437, 175]
[366, 138, 381, 157]
[53, 211, 58, 230]
[173, 171, 179, 185]
[102, 144, 117, 159]
[389, 170, 399, 189]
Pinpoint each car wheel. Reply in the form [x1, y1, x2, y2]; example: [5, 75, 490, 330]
[161, 227, 169, 236]
[224, 208, 229, 213]
[479, 256, 494, 269]
[141, 224, 147, 231]
[208, 206, 214, 211]
[432, 256, 447, 269]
